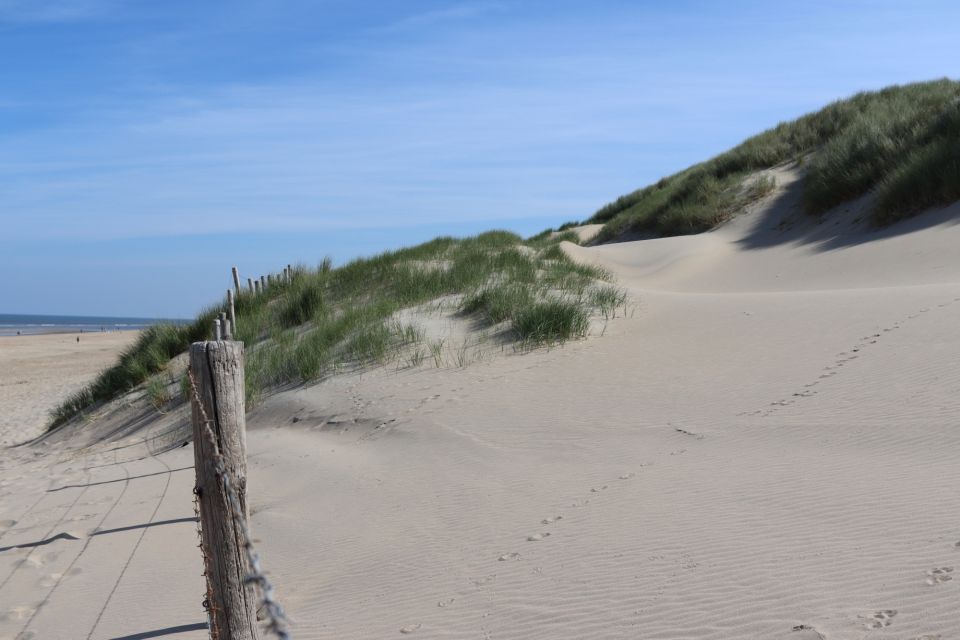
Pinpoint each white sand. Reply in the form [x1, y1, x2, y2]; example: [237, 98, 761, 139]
[0, 332, 139, 447]
[3, 172, 960, 639]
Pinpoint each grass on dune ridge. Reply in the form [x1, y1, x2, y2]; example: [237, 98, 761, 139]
[50, 230, 626, 429]
[585, 78, 960, 242]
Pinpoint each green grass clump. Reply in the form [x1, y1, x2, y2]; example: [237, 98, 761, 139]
[513, 300, 589, 344]
[462, 285, 536, 324]
[587, 78, 960, 240]
[145, 375, 172, 410]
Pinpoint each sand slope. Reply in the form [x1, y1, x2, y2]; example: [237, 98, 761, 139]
[3, 175, 960, 639]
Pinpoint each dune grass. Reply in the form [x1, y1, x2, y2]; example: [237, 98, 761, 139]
[50, 319, 213, 428]
[589, 79, 960, 241]
[51, 230, 625, 428]
[242, 230, 620, 403]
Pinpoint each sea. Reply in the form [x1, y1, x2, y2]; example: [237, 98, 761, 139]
[0, 314, 189, 337]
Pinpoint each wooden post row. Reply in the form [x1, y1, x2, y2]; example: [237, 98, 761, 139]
[189, 341, 260, 640]
[247, 278, 254, 293]
[260, 275, 266, 291]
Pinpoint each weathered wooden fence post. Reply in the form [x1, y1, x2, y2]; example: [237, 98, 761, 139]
[227, 289, 237, 337]
[232, 267, 242, 297]
[260, 275, 267, 291]
[190, 340, 261, 640]
[254, 280, 261, 295]
[247, 278, 254, 293]
[218, 312, 230, 340]
[213, 318, 222, 341]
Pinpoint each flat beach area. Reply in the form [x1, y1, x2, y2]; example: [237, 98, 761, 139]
[0, 332, 138, 447]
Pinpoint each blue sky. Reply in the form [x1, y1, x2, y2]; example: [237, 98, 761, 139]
[2, 0, 958, 317]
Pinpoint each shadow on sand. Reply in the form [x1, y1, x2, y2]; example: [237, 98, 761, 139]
[109, 622, 208, 639]
[733, 171, 960, 252]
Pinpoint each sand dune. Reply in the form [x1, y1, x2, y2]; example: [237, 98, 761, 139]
[3, 183, 960, 639]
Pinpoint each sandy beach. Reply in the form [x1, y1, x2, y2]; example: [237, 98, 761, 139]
[0, 332, 139, 447]
[2, 173, 960, 639]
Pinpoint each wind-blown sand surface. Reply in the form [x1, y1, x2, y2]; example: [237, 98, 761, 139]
[2, 171, 960, 639]
[0, 332, 139, 447]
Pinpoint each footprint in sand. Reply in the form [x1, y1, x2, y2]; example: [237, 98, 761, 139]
[785, 625, 825, 640]
[1, 605, 36, 622]
[591, 485, 608, 492]
[541, 516, 563, 525]
[909, 635, 942, 640]
[925, 566, 953, 585]
[619, 473, 636, 480]
[526, 533, 551, 542]
[498, 552, 520, 561]
[37, 572, 63, 588]
[400, 623, 421, 634]
[861, 609, 897, 629]
[437, 598, 455, 608]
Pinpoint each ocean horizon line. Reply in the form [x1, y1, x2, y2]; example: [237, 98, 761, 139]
[0, 313, 190, 337]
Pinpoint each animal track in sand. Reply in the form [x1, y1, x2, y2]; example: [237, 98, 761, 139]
[861, 609, 897, 629]
[925, 566, 953, 585]
[527, 532, 551, 541]
[755, 296, 960, 418]
[673, 425, 705, 440]
[471, 573, 496, 586]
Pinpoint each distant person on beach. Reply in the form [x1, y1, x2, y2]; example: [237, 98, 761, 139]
[77, 336, 80, 343]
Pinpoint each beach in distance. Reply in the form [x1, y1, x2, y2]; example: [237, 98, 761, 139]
[0, 314, 186, 337]
[0, 331, 139, 446]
